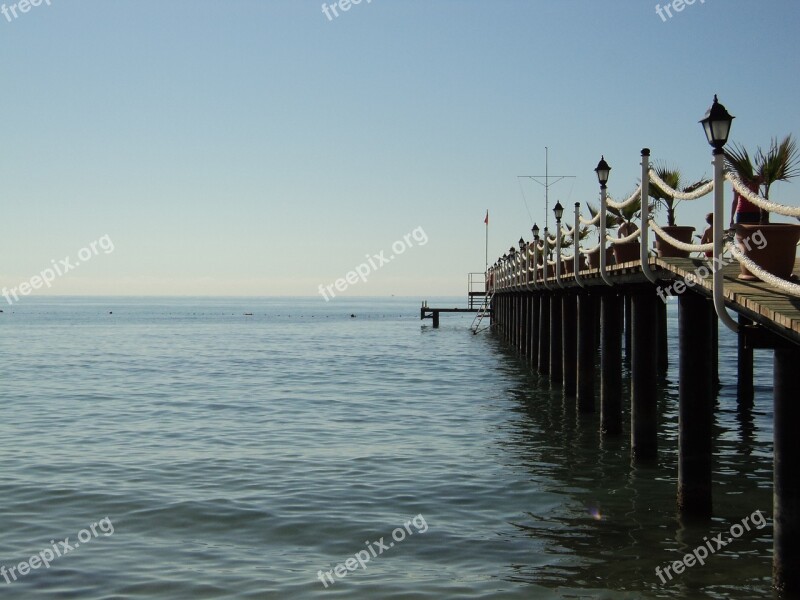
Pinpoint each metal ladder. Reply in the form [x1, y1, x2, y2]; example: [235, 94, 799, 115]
[470, 290, 494, 335]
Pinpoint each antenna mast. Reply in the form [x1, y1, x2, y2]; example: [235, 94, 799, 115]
[518, 147, 576, 232]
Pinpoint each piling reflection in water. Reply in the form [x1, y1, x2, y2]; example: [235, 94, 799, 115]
[485, 306, 773, 598]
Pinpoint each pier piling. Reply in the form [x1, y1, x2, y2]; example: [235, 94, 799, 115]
[774, 345, 800, 595]
[550, 292, 563, 385]
[631, 287, 658, 460]
[678, 290, 714, 517]
[577, 293, 596, 412]
[538, 295, 550, 376]
[562, 293, 578, 396]
[601, 292, 623, 434]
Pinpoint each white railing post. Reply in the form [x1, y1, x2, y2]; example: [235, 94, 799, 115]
[713, 149, 739, 333]
[599, 180, 614, 286]
[555, 227, 564, 288]
[574, 202, 585, 288]
[640, 148, 659, 284]
[541, 229, 551, 291]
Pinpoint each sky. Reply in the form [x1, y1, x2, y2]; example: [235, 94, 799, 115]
[1, 0, 799, 299]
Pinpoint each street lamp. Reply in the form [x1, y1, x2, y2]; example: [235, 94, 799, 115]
[595, 156, 611, 188]
[701, 95, 739, 333]
[553, 201, 564, 222]
[595, 156, 613, 286]
[532, 224, 540, 286]
[700, 94, 735, 151]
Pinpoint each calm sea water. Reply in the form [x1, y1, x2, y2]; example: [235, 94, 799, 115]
[0, 297, 776, 599]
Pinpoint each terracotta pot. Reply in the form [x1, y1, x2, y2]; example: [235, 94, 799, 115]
[655, 225, 696, 258]
[734, 223, 800, 281]
[612, 241, 641, 264]
[586, 247, 615, 269]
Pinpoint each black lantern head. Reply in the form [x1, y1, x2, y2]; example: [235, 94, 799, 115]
[700, 94, 734, 151]
[553, 201, 564, 222]
[595, 156, 611, 187]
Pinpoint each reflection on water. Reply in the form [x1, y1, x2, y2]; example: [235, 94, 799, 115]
[485, 302, 774, 599]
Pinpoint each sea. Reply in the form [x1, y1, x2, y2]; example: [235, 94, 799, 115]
[0, 297, 776, 599]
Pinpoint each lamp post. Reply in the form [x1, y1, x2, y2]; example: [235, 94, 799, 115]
[532, 224, 540, 288]
[595, 156, 614, 286]
[541, 228, 551, 290]
[554, 201, 564, 287]
[574, 202, 585, 287]
[509, 246, 517, 290]
[519, 237, 527, 288]
[700, 94, 738, 334]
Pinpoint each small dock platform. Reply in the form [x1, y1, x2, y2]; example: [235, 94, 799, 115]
[421, 273, 491, 328]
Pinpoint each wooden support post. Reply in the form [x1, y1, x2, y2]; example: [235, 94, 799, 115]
[624, 295, 632, 360]
[432, 310, 440, 329]
[562, 293, 577, 396]
[577, 293, 596, 412]
[657, 297, 668, 375]
[529, 294, 540, 368]
[550, 293, 562, 385]
[711, 304, 720, 392]
[601, 292, 622, 432]
[737, 315, 754, 406]
[677, 290, 713, 517]
[631, 287, 658, 460]
[520, 295, 529, 355]
[538, 294, 550, 376]
[774, 345, 800, 596]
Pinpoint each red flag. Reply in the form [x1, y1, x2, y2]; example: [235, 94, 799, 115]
[484, 210, 489, 225]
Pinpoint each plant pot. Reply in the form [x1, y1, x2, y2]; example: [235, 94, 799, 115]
[734, 223, 800, 281]
[612, 241, 641, 264]
[586, 247, 615, 269]
[655, 225, 695, 258]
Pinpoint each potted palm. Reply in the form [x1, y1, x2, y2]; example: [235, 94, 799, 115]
[725, 135, 800, 280]
[561, 226, 591, 274]
[585, 203, 616, 269]
[649, 164, 711, 258]
[608, 193, 642, 264]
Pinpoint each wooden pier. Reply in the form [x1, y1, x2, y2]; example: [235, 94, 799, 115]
[487, 254, 800, 594]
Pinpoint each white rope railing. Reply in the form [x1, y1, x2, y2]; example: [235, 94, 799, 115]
[579, 211, 602, 226]
[647, 170, 714, 201]
[728, 243, 800, 297]
[606, 185, 643, 209]
[648, 220, 713, 253]
[726, 172, 800, 218]
[579, 242, 601, 254]
[607, 228, 641, 244]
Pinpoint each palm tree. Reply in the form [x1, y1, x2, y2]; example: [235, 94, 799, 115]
[607, 194, 641, 234]
[724, 134, 800, 223]
[649, 164, 711, 227]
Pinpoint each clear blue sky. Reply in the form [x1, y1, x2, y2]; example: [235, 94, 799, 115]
[2, 0, 799, 298]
